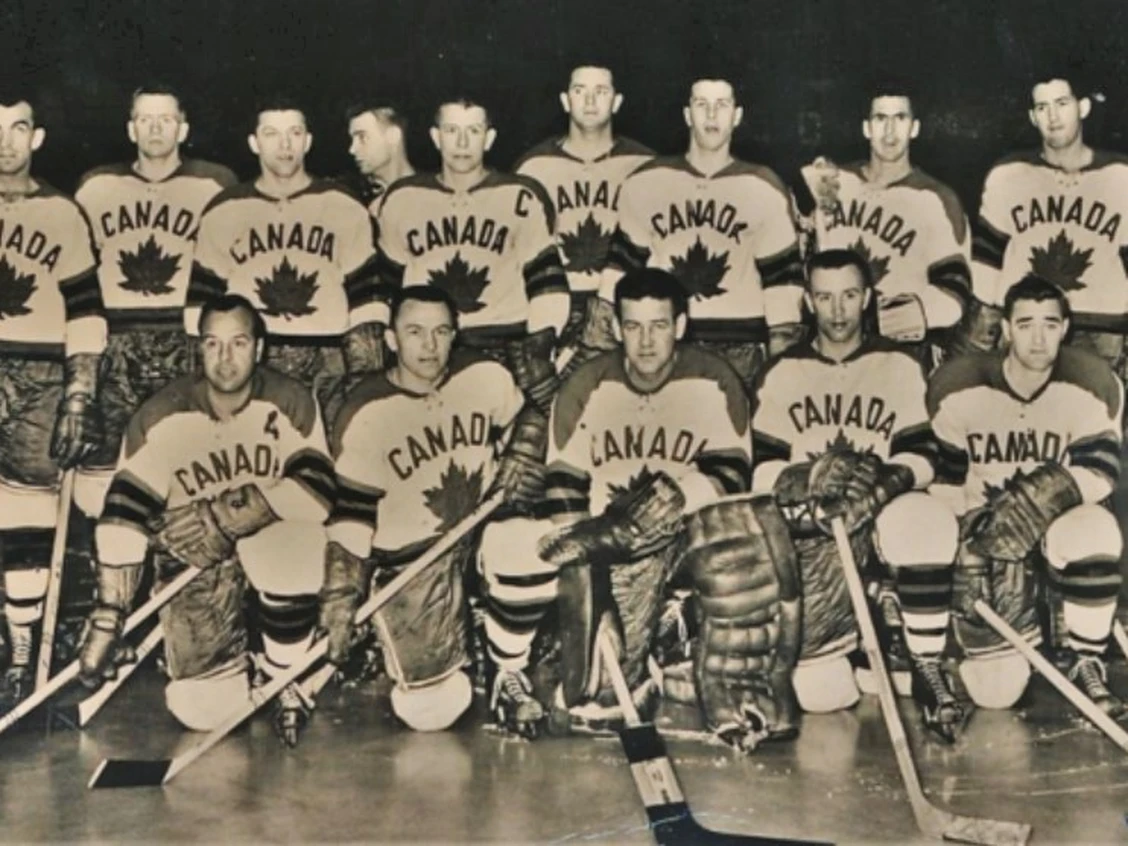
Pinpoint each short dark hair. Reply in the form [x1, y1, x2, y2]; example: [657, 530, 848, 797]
[251, 93, 308, 133]
[567, 64, 616, 89]
[806, 248, 874, 290]
[0, 84, 38, 125]
[131, 82, 185, 118]
[687, 76, 742, 105]
[613, 268, 688, 321]
[345, 103, 408, 136]
[433, 98, 492, 128]
[198, 294, 267, 340]
[1002, 274, 1071, 321]
[389, 285, 459, 328]
[866, 79, 916, 116]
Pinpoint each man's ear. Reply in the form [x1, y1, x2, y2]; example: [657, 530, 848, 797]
[303, 132, 313, 154]
[248, 134, 260, 156]
[909, 118, 921, 140]
[733, 106, 744, 129]
[1061, 316, 1071, 339]
[1001, 319, 1012, 346]
[862, 119, 872, 141]
[177, 120, 190, 145]
[429, 126, 441, 151]
[30, 127, 45, 152]
[612, 317, 623, 343]
[385, 329, 399, 354]
[683, 106, 692, 129]
[254, 338, 264, 363]
[862, 288, 873, 310]
[803, 291, 814, 313]
[484, 127, 498, 152]
[1079, 97, 1092, 120]
[611, 93, 623, 115]
[1028, 108, 1038, 129]
[675, 313, 687, 340]
[127, 120, 138, 145]
[559, 91, 570, 114]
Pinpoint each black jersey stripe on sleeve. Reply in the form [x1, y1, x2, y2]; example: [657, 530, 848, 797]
[1068, 433, 1121, 485]
[608, 227, 649, 272]
[971, 217, 1009, 269]
[60, 271, 105, 321]
[927, 257, 972, 304]
[751, 429, 792, 465]
[695, 450, 751, 495]
[186, 262, 229, 306]
[891, 422, 939, 464]
[757, 244, 804, 289]
[101, 472, 166, 530]
[344, 254, 383, 310]
[329, 475, 382, 528]
[284, 449, 337, 510]
[934, 439, 969, 486]
[524, 247, 569, 298]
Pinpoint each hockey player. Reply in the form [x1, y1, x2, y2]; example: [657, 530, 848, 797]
[185, 95, 385, 423]
[78, 294, 335, 745]
[321, 285, 546, 734]
[752, 249, 966, 743]
[514, 65, 653, 374]
[608, 77, 805, 392]
[929, 273, 1126, 717]
[971, 72, 1128, 371]
[793, 84, 971, 364]
[537, 267, 780, 748]
[344, 103, 415, 214]
[74, 83, 237, 544]
[0, 89, 106, 707]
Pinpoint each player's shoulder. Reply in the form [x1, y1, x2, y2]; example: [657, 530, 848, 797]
[201, 180, 259, 215]
[33, 181, 91, 223]
[381, 172, 442, 207]
[625, 155, 689, 181]
[131, 374, 203, 438]
[179, 159, 239, 188]
[484, 170, 552, 200]
[927, 351, 1000, 407]
[333, 371, 398, 433]
[560, 349, 626, 403]
[304, 176, 367, 207]
[723, 158, 789, 193]
[1087, 149, 1128, 173]
[673, 344, 743, 384]
[447, 346, 512, 381]
[899, 167, 967, 234]
[1053, 346, 1122, 417]
[610, 136, 656, 159]
[253, 367, 322, 435]
[75, 162, 134, 194]
[513, 137, 567, 171]
[984, 149, 1044, 178]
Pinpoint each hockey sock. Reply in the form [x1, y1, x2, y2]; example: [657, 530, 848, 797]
[482, 581, 555, 672]
[894, 563, 953, 658]
[255, 591, 319, 675]
[1051, 557, 1120, 655]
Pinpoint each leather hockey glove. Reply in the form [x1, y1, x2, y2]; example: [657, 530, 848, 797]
[953, 533, 996, 627]
[50, 353, 104, 469]
[968, 463, 1082, 562]
[559, 296, 619, 381]
[877, 293, 928, 344]
[506, 327, 559, 418]
[537, 471, 686, 568]
[801, 156, 841, 214]
[807, 449, 914, 534]
[78, 562, 143, 688]
[342, 321, 386, 391]
[768, 323, 807, 359]
[152, 483, 278, 569]
[490, 407, 548, 511]
[943, 298, 1003, 360]
[319, 541, 370, 666]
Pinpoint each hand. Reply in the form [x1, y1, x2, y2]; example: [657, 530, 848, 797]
[50, 394, 100, 469]
[150, 500, 235, 570]
[77, 607, 136, 689]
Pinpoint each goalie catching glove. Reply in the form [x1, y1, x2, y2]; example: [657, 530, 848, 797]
[537, 471, 686, 569]
[877, 293, 927, 344]
[506, 328, 559, 418]
[490, 406, 548, 511]
[78, 562, 143, 688]
[967, 463, 1082, 562]
[150, 482, 279, 570]
[807, 448, 914, 534]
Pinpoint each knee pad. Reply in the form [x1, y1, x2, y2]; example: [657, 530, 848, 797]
[165, 658, 251, 731]
[256, 591, 319, 669]
[390, 671, 473, 732]
[874, 492, 958, 568]
[958, 651, 1030, 709]
[238, 521, 326, 596]
[0, 480, 58, 530]
[1043, 504, 1122, 572]
[792, 654, 860, 713]
[74, 469, 114, 520]
[477, 517, 557, 585]
[3, 567, 48, 605]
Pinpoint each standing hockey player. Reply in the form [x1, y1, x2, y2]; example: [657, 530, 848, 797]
[971, 72, 1128, 371]
[608, 76, 805, 391]
[79, 295, 335, 745]
[344, 104, 415, 214]
[186, 95, 385, 422]
[538, 268, 780, 749]
[929, 274, 1126, 717]
[0, 89, 106, 708]
[515, 65, 652, 373]
[74, 83, 237, 540]
[793, 84, 971, 364]
[752, 249, 966, 743]
[321, 285, 546, 734]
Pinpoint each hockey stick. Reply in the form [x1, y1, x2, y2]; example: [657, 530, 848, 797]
[831, 518, 1032, 845]
[0, 563, 201, 738]
[974, 601, 1128, 754]
[35, 468, 76, 691]
[88, 491, 504, 790]
[595, 632, 831, 846]
[64, 623, 166, 728]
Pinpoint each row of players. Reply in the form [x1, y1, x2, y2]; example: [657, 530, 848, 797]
[76, 258, 1125, 752]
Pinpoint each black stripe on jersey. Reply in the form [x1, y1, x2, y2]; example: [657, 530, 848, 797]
[1120, 245, 1128, 279]
[329, 475, 382, 528]
[1049, 557, 1121, 601]
[284, 449, 337, 510]
[891, 423, 939, 463]
[60, 272, 105, 321]
[934, 439, 968, 486]
[102, 473, 166, 530]
[544, 468, 590, 516]
[608, 227, 649, 272]
[186, 262, 229, 306]
[695, 451, 751, 494]
[343, 254, 383, 310]
[1068, 433, 1121, 484]
[927, 258, 972, 304]
[752, 429, 792, 464]
[484, 594, 553, 632]
[971, 217, 1009, 269]
[524, 248, 569, 298]
[374, 249, 406, 290]
[757, 244, 804, 289]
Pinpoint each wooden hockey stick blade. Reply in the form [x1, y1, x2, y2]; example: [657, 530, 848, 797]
[35, 469, 76, 691]
[975, 600, 1128, 754]
[74, 624, 165, 727]
[0, 564, 201, 738]
[831, 520, 1031, 846]
[90, 492, 505, 789]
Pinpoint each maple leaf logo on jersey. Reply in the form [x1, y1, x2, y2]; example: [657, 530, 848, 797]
[1029, 230, 1092, 292]
[805, 429, 863, 461]
[117, 235, 180, 296]
[255, 257, 319, 319]
[669, 237, 729, 301]
[427, 252, 488, 314]
[0, 256, 36, 319]
[561, 213, 611, 274]
[849, 237, 890, 284]
[607, 466, 657, 502]
[423, 460, 485, 532]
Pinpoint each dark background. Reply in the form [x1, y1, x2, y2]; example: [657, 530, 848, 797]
[3, 0, 1128, 211]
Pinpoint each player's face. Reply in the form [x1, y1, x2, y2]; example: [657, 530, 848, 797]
[250, 110, 312, 179]
[561, 66, 621, 132]
[1029, 79, 1089, 150]
[617, 297, 686, 379]
[863, 96, 918, 164]
[200, 308, 262, 395]
[348, 112, 392, 177]
[390, 300, 457, 385]
[128, 94, 188, 160]
[430, 105, 496, 175]
[1003, 298, 1068, 373]
[806, 265, 871, 345]
[684, 80, 742, 154]
[0, 102, 44, 177]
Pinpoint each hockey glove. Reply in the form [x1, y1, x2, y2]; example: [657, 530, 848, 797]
[772, 461, 815, 530]
[953, 538, 995, 627]
[942, 298, 1002, 360]
[50, 353, 104, 469]
[877, 293, 928, 344]
[152, 483, 278, 569]
[78, 562, 142, 688]
[967, 463, 1082, 562]
[801, 156, 841, 214]
[506, 327, 559, 418]
[808, 449, 914, 534]
[319, 542, 369, 666]
[342, 321, 386, 391]
[768, 323, 807, 359]
[559, 296, 619, 382]
[491, 407, 548, 511]
[537, 471, 686, 568]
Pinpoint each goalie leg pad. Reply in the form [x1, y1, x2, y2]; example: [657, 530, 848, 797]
[795, 532, 865, 661]
[951, 549, 1040, 658]
[389, 670, 473, 732]
[555, 550, 614, 707]
[0, 358, 64, 488]
[158, 555, 249, 681]
[792, 653, 860, 713]
[165, 656, 252, 731]
[958, 651, 1030, 710]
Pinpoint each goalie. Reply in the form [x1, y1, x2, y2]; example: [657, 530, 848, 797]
[77, 295, 336, 746]
[752, 249, 966, 743]
[929, 273, 1127, 718]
